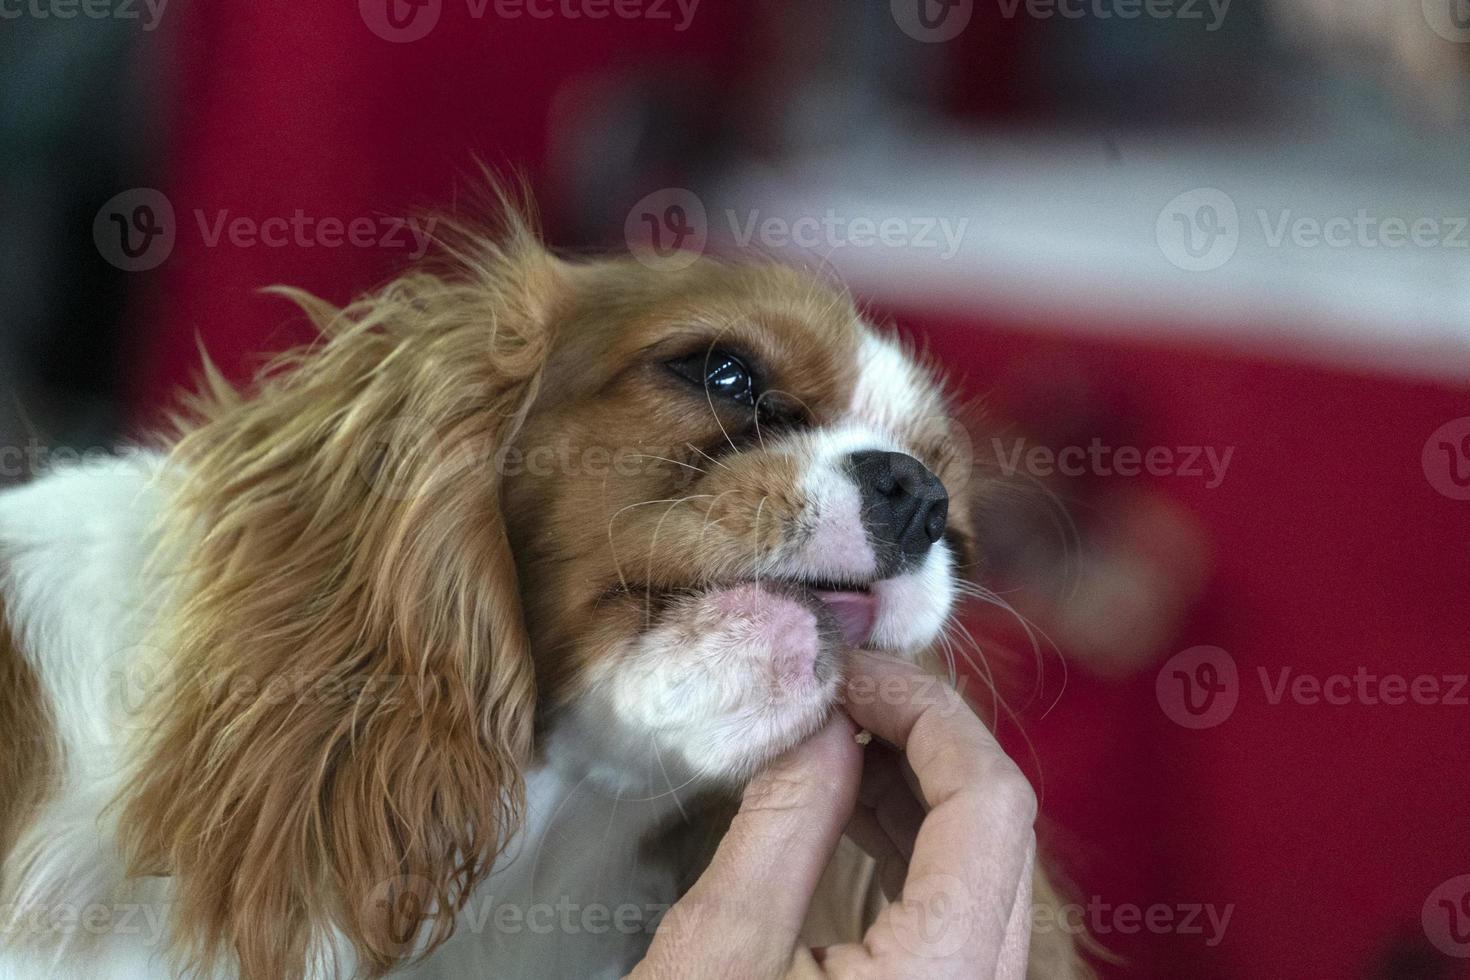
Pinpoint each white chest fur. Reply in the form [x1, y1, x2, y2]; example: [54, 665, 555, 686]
[396, 764, 685, 980]
[0, 457, 688, 980]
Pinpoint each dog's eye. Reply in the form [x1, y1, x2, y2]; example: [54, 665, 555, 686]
[668, 350, 756, 406]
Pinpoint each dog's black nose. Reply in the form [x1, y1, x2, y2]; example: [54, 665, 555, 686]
[847, 450, 948, 570]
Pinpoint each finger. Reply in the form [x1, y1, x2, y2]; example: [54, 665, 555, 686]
[641, 713, 862, 977]
[843, 651, 1019, 812]
[844, 652, 1038, 975]
[995, 840, 1036, 980]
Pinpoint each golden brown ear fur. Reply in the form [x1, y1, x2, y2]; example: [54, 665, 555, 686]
[0, 587, 59, 895]
[117, 215, 564, 979]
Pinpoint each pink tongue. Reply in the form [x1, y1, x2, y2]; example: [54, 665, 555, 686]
[814, 590, 878, 648]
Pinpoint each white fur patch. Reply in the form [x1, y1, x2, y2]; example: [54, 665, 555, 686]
[869, 542, 956, 652]
[850, 332, 941, 440]
[0, 453, 181, 980]
[772, 425, 899, 584]
[570, 583, 840, 786]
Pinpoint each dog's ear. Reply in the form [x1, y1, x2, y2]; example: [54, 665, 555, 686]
[119, 214, 567, 980]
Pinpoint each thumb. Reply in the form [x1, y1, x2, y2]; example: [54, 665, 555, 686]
[640, 713, 862, 977]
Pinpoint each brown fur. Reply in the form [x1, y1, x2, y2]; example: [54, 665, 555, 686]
[501, 258, 867, 693]
[0, 587, 58, 895]
[117, 217, 560, 979]
[110, 201, 1089, 979]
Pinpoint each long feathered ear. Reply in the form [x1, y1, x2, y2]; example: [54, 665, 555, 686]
[119, 213, 565, 980]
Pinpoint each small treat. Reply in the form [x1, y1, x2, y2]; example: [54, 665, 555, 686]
[854, 730, 872, 746]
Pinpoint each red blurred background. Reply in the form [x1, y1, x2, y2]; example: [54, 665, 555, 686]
[5, 1, 1469, 976]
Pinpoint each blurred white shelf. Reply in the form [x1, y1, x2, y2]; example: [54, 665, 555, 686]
[714, 129, 1470, 382]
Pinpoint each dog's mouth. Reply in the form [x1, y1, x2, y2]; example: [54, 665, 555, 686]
[612, 574, 884, 648]
[810, 589, 877, 647]
[772, 577, 878, 648]
[726, 575, 881, 649]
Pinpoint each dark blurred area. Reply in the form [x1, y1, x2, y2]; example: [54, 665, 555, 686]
[3, 0, 1469, 976]
[0, 8, 156, 472]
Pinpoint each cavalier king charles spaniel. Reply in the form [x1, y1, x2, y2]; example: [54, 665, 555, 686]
[0, 203, 1089, 979]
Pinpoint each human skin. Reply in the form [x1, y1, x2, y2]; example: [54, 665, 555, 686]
[630, 651, 1037, 980]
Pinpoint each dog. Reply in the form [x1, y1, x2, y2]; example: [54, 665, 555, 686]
[0, 203, 1090, 979]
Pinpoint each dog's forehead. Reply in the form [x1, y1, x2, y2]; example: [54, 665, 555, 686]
[844, 328, 947, 441]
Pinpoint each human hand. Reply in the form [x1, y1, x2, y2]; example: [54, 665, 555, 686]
[629, 650, 1038, 980]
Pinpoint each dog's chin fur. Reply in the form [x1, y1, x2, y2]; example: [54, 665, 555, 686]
[0, 202, 1092, 980]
